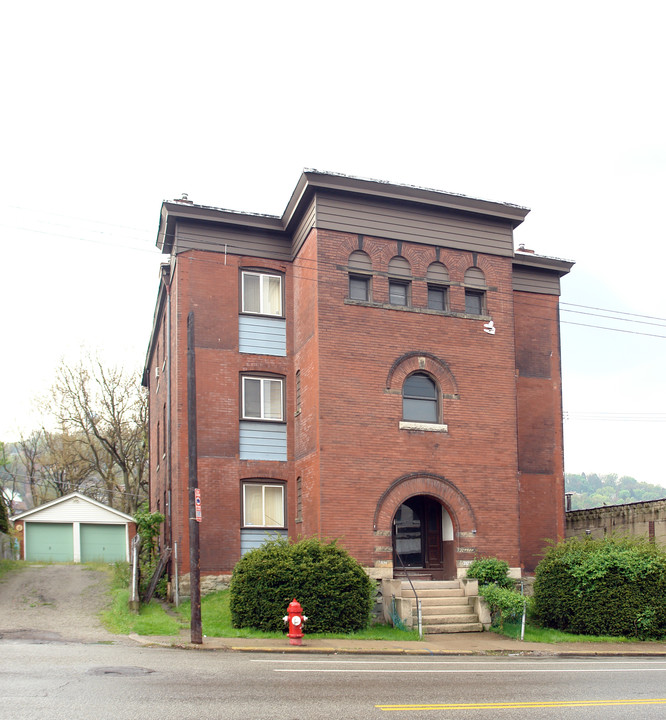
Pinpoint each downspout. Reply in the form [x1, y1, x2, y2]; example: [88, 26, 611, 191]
[165, 270, 173, 552]
[159, 265, 173, 560]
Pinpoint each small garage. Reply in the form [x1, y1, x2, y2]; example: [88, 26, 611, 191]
[11, 492, 135, 563]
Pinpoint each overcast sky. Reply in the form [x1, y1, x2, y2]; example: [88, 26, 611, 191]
[1, 1, 665, 486]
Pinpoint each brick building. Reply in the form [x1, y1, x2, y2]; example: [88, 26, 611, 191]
[143, 170, 573, 590]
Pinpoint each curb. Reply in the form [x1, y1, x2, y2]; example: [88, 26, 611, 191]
[127, 634, 666, 657]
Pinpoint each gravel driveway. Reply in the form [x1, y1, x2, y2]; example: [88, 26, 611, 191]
[0, 564, 127, 644]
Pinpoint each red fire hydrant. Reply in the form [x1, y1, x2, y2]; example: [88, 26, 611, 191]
[283, 598, 307, 645]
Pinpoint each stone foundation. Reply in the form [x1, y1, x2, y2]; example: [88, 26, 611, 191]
[178, 572, 232, 600]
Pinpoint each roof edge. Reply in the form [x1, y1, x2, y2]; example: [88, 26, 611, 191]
[513, 251, 575, 277]
[10, 491, 135, 522]
[156, 170, 533, 254]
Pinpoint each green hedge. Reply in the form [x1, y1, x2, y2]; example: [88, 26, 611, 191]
[229, 536, 375, 633]
[480, 584, 529, 630]
[533, 536, 666, 639]
[466, 557, 514, 589]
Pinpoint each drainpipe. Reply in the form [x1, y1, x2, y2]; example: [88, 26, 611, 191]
[159, 265, 173, 579]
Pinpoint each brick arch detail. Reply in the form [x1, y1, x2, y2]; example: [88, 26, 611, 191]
[337, 234, 364, 260]
[462, 256, 501, 289]
[386, 352, 459, 396]
[373, 473, 477, 535]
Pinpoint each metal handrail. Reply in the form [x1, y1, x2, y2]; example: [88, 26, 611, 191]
[394, 550, 423, 639]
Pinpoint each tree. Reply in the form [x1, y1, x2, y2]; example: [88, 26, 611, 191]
[0, 442, 11, 530]
[13, 432, 46, 506]
[40, 354, 148, 514]
[0, 440, 24, 515]
[565, 472, 666, 510]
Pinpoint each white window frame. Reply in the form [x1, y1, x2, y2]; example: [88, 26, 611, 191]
[241, 376, 284, 422]
[242, 482, 285, 528]
[241, 271, 283, 317]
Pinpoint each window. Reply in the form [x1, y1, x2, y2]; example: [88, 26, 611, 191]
[427, 285, 448, 311]
[389, 280, 409, 306]
[463, 267, 486, 315]
[348, 251, 372, 302]
[388, 256, 411, 307]
[403, 373, 438, 423]
[295, 370, 301, 414]
[242, 376, 284, 421]
[296, 476, 302, 523]
[464, 289, 485, 315]
[241, 271, 283, 316]
[162, 403, 167, 458]
[427, 262, 449, 312]
[243, 483, 285, 527]
[349, 274, 370, 301]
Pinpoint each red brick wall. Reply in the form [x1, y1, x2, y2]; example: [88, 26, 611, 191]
[313, 230, 521, 569]
[167, 250, 295, 575]
[514, 291, 565, 571]
[152, 233, 566, 579]
[293, 229, 322, 537]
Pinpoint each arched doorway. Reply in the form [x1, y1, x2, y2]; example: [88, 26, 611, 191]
[392, 496, 456, 580]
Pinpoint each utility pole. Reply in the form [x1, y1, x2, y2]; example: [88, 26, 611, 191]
[187, 311, 202, 644]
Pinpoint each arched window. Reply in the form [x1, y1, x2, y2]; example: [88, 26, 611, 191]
[388, 256, 411, 306]
[348, 250, 372, 301]
[426, 262, 450, 311]
[403, 373, 438, 423]
[463, 267, 486, 315]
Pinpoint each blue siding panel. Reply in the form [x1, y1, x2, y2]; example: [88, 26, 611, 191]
[241, 528, 288, 555]
[239, 316, 286, 356]
[239, 421, 287, 461]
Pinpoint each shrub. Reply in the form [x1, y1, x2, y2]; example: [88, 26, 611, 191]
[229, 536, 374, 633]
[133, 504, 166, 598]
[480, 584, 529, 630]
[466, 556, 514, 589]
[533, 536, 666, 639]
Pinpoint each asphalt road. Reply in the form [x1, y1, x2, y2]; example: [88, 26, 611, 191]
[2, 640, 666, 720]
[2, 565, 666, 719]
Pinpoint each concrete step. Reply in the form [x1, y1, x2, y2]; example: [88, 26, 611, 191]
[420, 605, 476, 617]
[402, 580, 461, 590]
[424, 622, 484, 634]
[420, 612, 480, 625]
[401, 588, 465, 598]
[418, 596, 471, 608]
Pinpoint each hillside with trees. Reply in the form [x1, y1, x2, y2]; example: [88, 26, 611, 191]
[565, 473, 666, 510]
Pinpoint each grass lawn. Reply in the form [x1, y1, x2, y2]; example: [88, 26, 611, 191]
[493, 621, 636, 644]
[175, 589, 421, 641]
[101, 585, 420, 641]
[0, 559, 23, 579]
[100, 588, 185, 636]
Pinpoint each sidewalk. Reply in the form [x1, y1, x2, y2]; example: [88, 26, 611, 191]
[128, 629, 666, 656]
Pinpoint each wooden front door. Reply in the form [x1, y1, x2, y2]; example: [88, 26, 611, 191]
[393, 496, 445, 576]
[423, 498, 443, 570]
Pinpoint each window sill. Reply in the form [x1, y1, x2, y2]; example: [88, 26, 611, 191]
[343, 298, 489, 320]
[239, 311, 285, 320]
[242, 525, 287, 531]
[240, 418, 287, 424]
[399, 421, 448, 433]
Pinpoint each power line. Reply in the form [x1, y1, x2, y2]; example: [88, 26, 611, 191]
[564, 412, 666, 422]
[561, 302, 666, 323]
[4, 211, 666, 340]
[560, 320, 666, 339]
